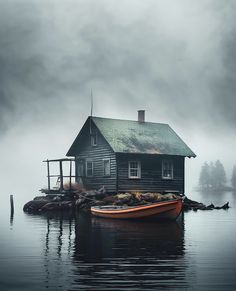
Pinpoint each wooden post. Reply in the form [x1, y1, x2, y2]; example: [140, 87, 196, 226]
[10, 194, 14, 215]
[59, 160, 63, 191]
[47, 159, 51, 191]
[69, 160, 72, 191]
[116, 154, 119, 193]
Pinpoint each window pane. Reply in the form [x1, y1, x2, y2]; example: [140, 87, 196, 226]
[78, 161, 84, 176]
[129, 161, 141, 178]
[130, 161, 138, 169]
[87, 161, 93, 176]
[162, 160, 173, 179]
[130, 169, 138, 176]
[104, 160, 110, 176]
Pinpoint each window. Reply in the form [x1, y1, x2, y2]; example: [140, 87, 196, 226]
[77, 159, 84, 177]
[86, 160, 93, 177]
[128, 161, 141, 179]
[91, 133, 97, 146]
[103, 159, 111, 176]
[162, 160, 173, 179]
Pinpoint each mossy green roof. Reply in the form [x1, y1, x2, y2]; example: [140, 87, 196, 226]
[92, 117, 196, 157]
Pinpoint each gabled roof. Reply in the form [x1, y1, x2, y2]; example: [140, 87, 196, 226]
[67, 116, 196, 157]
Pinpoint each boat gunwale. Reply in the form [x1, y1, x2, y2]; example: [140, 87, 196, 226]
[91, 198, 182, 214]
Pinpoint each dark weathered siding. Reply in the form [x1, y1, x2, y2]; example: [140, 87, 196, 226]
[117, 153, 185, 193]
[74, 120, 117, 192]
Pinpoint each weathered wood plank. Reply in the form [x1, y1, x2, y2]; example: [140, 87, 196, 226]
[74, 121, 117, 192]
[117, 154, 184, 193]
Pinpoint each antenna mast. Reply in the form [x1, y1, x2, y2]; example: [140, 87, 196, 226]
[90, 89, 93, 134]
[90, 88, 93, 117]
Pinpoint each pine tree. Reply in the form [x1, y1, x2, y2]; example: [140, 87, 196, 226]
[199, 162, 210, 190]
[213, 160, 226, 190]
[231, 165, 236, 190]
[209, 161, 215, 189]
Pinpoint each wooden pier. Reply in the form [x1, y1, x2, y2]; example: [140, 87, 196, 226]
[41, 158, 77, 195]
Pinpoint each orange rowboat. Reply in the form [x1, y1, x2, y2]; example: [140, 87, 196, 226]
[91, 198, 183, 220]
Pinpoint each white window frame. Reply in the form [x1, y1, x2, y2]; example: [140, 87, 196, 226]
[103, 159, 111, 177]
[86, 160, 93, 177]
[162, 159, 173, 180]
[128, 161, 141, 179]
[91, 133, 97, 146]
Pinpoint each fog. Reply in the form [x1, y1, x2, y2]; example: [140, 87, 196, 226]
[0, 0, 236, 205]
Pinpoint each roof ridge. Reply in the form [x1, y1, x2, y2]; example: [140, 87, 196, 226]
[92, 116, 169, 126]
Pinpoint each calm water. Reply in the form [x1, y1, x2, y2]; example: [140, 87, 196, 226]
[0, 192, 236, 290]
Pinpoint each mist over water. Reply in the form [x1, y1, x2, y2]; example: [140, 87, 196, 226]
[1, 1, 236, 289]
[1, 191, 236, 290]
[1, 0, 236, 199]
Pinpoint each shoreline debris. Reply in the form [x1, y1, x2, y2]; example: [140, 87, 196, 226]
[183, 196, 229, 211]
[23, 184, 230, 214]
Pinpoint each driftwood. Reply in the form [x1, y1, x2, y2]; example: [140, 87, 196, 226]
[183, 197, 229, 211]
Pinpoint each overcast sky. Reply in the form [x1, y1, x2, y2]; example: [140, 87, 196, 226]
[0, 0, 236, 203]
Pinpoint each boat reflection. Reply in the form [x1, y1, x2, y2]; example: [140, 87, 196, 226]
[74, 213, 185, 260]
[25, 211, 189, 290]
[72, 212, 188, 290]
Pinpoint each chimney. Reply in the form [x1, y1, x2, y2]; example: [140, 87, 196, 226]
[138, 110, 145, 122]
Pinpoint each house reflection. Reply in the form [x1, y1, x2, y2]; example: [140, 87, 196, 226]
[37, 212, 75, 290]
[27, 211, 188, 290]
[72, 212, 189, 290]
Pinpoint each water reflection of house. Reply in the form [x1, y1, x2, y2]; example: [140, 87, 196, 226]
[35, 212, 188, 289]
[72, 213, 188, 289]
[43, 111, 195, 195]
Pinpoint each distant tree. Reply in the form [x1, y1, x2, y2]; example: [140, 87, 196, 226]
[213, 160, 226, 190]
[209, 161, 215, 188]
[199, 162, 210, 190]
[231, 165, 236, 190]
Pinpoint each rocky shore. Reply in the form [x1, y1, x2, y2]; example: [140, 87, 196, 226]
[23, 184, 229, 214]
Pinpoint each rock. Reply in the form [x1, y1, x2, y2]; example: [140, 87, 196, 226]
[23, 200, 49, 213]
[222, 202, 229, 209]
[53, 196, 62, 201]
[183, 196, 230, 211]
[206, 203, 215, 210]
[33, 196, 48, 201]
[75, 197, 86, 207]
[215, 202, 229, 210]
[183, 197, 205, 210]
[40, 201, 74, 212]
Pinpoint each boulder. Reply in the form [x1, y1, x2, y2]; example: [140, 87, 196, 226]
[23, 200, 49, 213]
[40, 201, 74, 212]
[33, 196, 48, 201]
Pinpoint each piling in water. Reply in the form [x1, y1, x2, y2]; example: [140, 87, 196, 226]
[10, 195, 14, 215]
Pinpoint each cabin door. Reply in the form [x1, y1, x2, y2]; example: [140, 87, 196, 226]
[77, 159, 85, 186]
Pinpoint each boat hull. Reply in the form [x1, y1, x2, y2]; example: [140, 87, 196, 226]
[91, 199, 183, 220]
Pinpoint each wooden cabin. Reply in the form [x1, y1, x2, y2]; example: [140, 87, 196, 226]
[66, 111, 196, 194]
